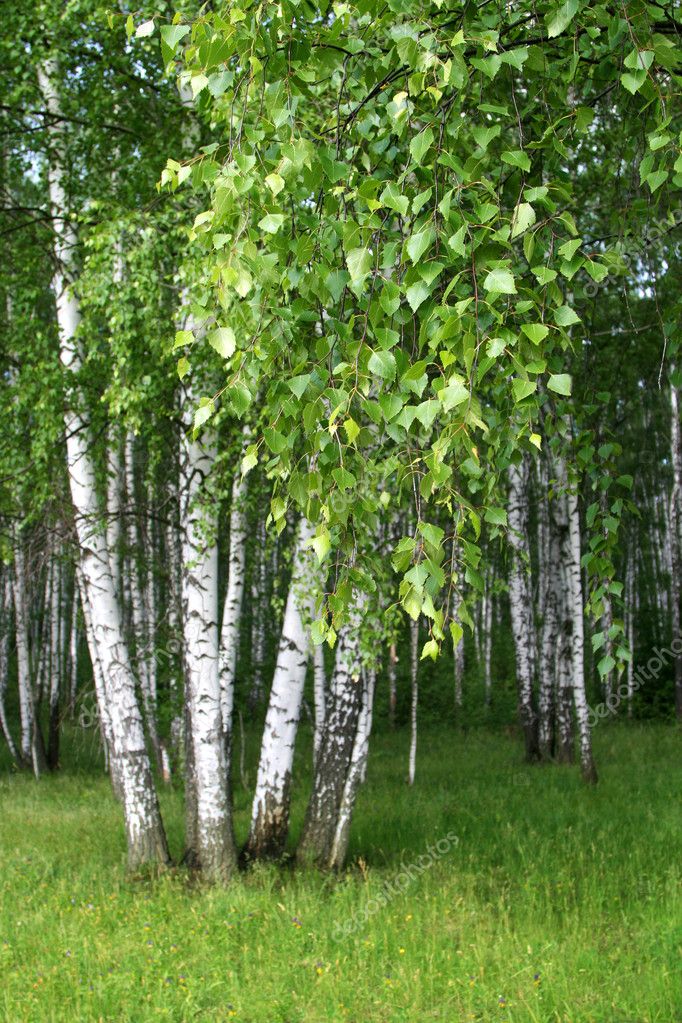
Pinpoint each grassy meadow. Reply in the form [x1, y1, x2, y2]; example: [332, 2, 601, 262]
[1, 723, 680, 1023]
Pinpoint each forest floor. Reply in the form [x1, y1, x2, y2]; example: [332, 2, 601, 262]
[0, 723, 680, 1023]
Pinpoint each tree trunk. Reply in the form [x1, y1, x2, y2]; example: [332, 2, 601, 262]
[244, 518, 314, 861]
[327, 667, 376, 870]
[538, 468, 558, 760]
[47, 557, 62, 770]
[12, 538, 45, 775]
[669, 378, 682, 719]
[218, 459, 249, 756]
[555, 457, 597, 782]
[179, 383, 237, 881]
[0, 573, 19, 762]
[38, 61, 170, 870]
[313, 640, 326, 767]
[408, 617, 418, 785]
[124, 432, 162, 768]
[507, 458, 539, 761]
[388, 641, 398, 728]
[297, 602, 365, 870]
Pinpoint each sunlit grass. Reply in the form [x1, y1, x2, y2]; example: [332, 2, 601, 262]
[1, 723, 680, 1022]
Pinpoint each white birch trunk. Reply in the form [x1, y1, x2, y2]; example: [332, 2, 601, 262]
[218, 458, 249, 748]
[507, 457, 539, 760]
[556, 457, 597, 782]
[297, 599, 366, 869]
[0, 573, 19, 762]
[178, 366, 236, 878]
[38, 61, 169, 868]
[107, 433, 123, 602]
[669, 378, 682, 719]
[408, 617, 419, 785]
[328, 666, 376, 870]
[244, 517, 315, 860]
[313, 640, 327, 766]
[11, 538, 42, 774]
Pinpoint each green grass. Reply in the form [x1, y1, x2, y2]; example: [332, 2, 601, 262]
[1, 723, 681, 1022]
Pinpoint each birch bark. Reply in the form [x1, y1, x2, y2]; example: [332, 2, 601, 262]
[38, 61, 169, 868]
[244, 518, 315, 860]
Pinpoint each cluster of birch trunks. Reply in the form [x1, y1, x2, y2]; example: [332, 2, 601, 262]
[3, 64, 682, 883]
[3, 385, 682, 878]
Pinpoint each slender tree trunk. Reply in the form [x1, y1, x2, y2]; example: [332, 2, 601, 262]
[244, 518, 314, 861]
[218, 459, 249, 754]
[38, 62, 170, 870]
[0, 573, 19, 762]
[179, 382, 237, 881]
[68, 580, 79, 715]
[507, 458, 539, 761]
[538, 469, 558, 760]
[47, 557, 62, 770]
[249, 516, 267, 708]
[408, 617, 418, 785]
[313, 640, 326, 767]
[328, 667, 376, 870]
[388, 641, 398, 727]
[12, 538, 45, 775]
[555, 457, 597, 782]
[482, 571, 493, 708]
[669, 378, 682, 719]
[107, 433, 123, 603]
[124, 433, 162, 768]
[297, 601, 366, 869]
[75, 567, 124, 800]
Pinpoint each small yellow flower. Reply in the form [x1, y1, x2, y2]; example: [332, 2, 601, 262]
[399, 948, 405, 955]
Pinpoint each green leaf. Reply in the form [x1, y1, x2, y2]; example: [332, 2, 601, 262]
[193, 399, 215, 433]
[554, 305, 581, 326]
[545, 0, 579, 39]
[265, 173, 285, 196]
[624, 49, 654, 71]
[420, 639, 439, 661]
[410, 128, 434, 166]
[310, 529, 331, 563]
[258, 213, 285, 233]
[512, 378, 537, 402]
[484, 506, 508, 527]
[598, 654, 616, 677]
[380, 280, 401, 316]
[406, 281, 431, 311]
[532, 265, 558, 285]
[287, 374, 311, 399]
[207, 327, 236, 359]
[346, 247, 372, 286]
[621, 70, 646, 95]
[406, 226, 436, 264]
[380, 182, 410, 218]
[547, 373, 572, 396]
[264, 427, 287, 454]
[368, 349, 397, 381]
[501, 150, 531, 173]
[448, 225, 467, 258]
[511, 202, 536, 238]
[241, 447, 258, 475]
[440, 376, 469, 412]
[174, 329, 193, 349]
[521, 323, 549, 344]
[136, 19, 155, 37]
[450, 621, 463, 647]
[160, 23, 190, 55]
[483, 268, 516, 294]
